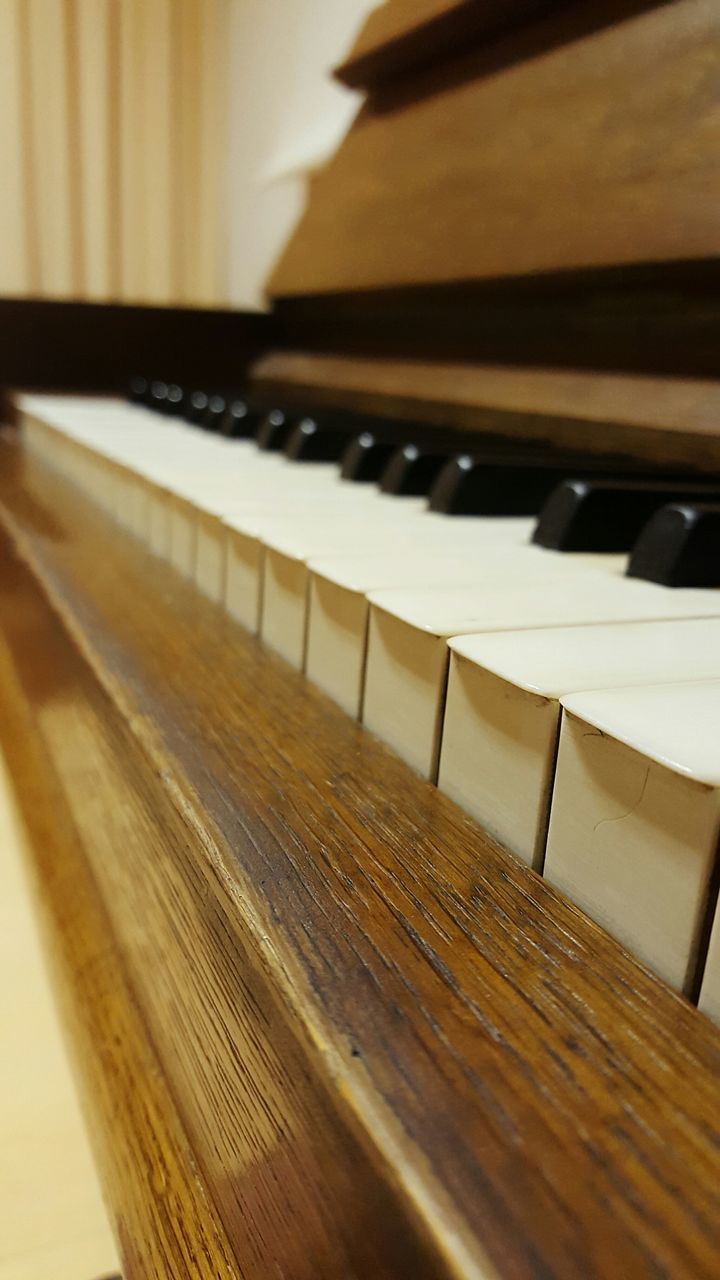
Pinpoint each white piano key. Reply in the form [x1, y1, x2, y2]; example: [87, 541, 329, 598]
[439, 618, 720, 869]
[698, 905, 720, 1024]
[163, 461, 404, 600]
[544, 682, 720, 994]
[306, 543, 613, 716]
[260, 510, 553, 670]
[259, 509, 432, 666]
[364, 576, 720, 780]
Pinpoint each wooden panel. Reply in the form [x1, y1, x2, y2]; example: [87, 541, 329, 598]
[251, 350, 720, 470]
[2, 441, 720, 1278]
[272, 263, 720, 379]
[335, 0, 566, 87]
[270, 0, 720, 295]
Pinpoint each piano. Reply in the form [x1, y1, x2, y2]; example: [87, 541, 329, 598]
[1, 3, 720, 1277]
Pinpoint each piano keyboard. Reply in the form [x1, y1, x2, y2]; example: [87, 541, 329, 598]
[17, 387, 720, 1010]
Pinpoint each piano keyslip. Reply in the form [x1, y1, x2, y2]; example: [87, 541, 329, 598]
[438, 619, 720, 869]
[544, 683, 720, 994]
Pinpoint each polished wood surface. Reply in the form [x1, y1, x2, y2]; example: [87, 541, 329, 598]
[334, 0, 562, 87]
[251, 350, 720, 470]
[1, 439, 720, 1278]
[270, 0, 720, 295]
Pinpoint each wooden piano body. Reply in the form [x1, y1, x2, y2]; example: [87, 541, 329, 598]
[1, 3, 720, 1276]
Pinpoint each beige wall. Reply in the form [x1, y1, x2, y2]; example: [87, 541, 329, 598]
[0, 0, 379, 308]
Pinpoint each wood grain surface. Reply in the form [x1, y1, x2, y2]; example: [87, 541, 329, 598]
[1, 440, 720, 1278]
[270, 0, 720, 295]
[251, 350, 720, 470]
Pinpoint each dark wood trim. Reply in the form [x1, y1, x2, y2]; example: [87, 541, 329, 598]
[273, 263, 720, 380]
[1, 260, 718, 403]
[0, 298, 273, 393]
[334, 0, 669, 90]
[335, 0, 565, 89]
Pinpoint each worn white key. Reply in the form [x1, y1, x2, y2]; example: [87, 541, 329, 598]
[364, 576, 720, 780]
[439, 618, 720, 869]
[544, 682, 720, 994]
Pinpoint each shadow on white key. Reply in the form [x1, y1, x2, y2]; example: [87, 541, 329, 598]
[364, 576, 720, 781]
[699, 895, 720, 1024]
[306, 543, 615, 717]
[544, 682, 720, 995]
[439, 618, 720, 870]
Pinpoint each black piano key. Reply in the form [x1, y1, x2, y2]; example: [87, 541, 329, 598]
[201, 394, 227, 432]
[429, 454, 569, 516]
[164, 383, 186, 415]
[627, 502, 720, 587]
[219, 398, 262, 438]
[380, 445, 449, 496]
[341, 432, 396, 482]
[128, 375, 150, 404]
[148, 380, 170, 412]
[284, 417, 349, 463]
[256, 409, 294, 451]
[185, 390, 210, 424]
[533, 478, 720, 552]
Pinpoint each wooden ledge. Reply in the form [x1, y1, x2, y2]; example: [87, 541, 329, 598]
[251, 350, 720, 470]
[1, 441, 719, 1278]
